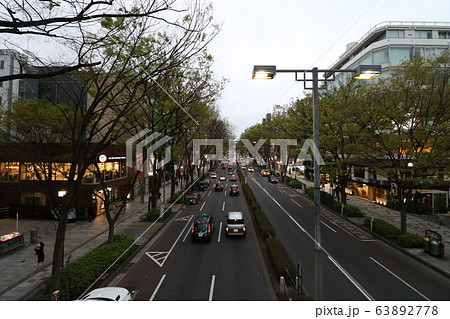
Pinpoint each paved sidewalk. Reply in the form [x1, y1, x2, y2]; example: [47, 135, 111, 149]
[0, 182, 184, 301]
[289, 175, 450, 278]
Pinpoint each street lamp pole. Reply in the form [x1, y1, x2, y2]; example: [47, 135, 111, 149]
[252, 64, 381, 300]
[311, 67, 323, 300]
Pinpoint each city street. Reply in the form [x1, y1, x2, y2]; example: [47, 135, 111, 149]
[110, 167, 275, 301]
[247, 171, 450, 300]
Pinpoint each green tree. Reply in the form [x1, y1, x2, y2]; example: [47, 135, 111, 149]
[354, 53, 450, 233]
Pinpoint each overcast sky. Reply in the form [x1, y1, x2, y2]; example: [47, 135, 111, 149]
[207, 0, 450, 138]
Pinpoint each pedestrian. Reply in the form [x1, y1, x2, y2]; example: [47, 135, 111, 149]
[34, 242, 45, 270]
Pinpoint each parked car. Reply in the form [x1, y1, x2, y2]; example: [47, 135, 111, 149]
[191, 214, 215, 241]
[225, 211, 246, 236]
[80, 287, 132, 301]
[186, 193, 200, 205]
[214, 182, 224, 191]
[229, 175, 237, 181]
[268, 175, 278, 184]
[229, 184, 240, 196]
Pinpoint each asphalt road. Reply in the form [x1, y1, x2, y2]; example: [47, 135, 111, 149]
[247, 170, 450, 301]
[113, 167, 274, 301]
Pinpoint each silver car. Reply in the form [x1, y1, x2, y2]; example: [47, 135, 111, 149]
[225, 211, 246, 236]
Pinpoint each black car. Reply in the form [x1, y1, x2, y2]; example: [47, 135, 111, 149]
[268, 175, 278, 184]
[229, 184, 239, 196]
[214, 182, 224, 191]
[198, 181, 207, 191]
[229, 175, 237, 181]
[185, 193, 200, 205]
[191, 214, 215, 241]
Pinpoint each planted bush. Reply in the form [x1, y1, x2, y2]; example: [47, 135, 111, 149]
[146, 208, 172, 221]
[58, 234, 136, 300]
[397, 233, 424, 248]
[266, 237, 296, 279]
[288, 179, 303, 189]
[364, 218, 401, 239]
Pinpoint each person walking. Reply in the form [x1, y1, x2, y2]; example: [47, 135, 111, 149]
[34, 242, 45, 270]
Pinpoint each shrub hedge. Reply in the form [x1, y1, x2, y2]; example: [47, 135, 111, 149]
[363, 218, 423, 248]
[305, 187, 364, 217]
[397, 233, 424, 248]
[52, 234, 136, 300]
[146, 208, 172, 221]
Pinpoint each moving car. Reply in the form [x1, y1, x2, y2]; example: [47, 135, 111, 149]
[229, 175, 237, 181]
[225, 211, 246, 236]
[219, 176, 226, 181]
[247, 167, 254, 172]
[191, 214, 215, 241]
[80, 287, 132, 301]
[229, 184, 239, 196]
[198, 181, 207, 191]
[214, 182, 224, 191]
[268, 175, 278, 184]
[261, 169, 270, 176]
[185, 193, 200, 205]
[210, 172, 217, 179]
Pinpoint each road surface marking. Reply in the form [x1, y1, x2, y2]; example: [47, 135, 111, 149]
[149, 274, 166, 301]
[200, 202, 206, 211]
[290, 198, 302, 207]
[218, 222, 223, 243]
[251, 177, 374, 301]
[370, 257, 430, 301]
[147, 215, 193, 266]
[182, 223, 193, 242]
[209, 275, 216, 301]
[222, 201, 226, 211]
[328, 256, 374, 301]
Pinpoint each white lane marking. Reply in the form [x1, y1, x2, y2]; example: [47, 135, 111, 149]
[149, 274, 166, 301]
[182, 223, 193, 242]
[321, 220, 337, 233]
[218, 222, 223, 243]
[370, 257, 430, 301]
[147, 215, 193, 266]
[290, 198, 302, 207]
[251, 177, 373, 300]
[207, 191, 211, 197]
[224, 190, 227, 196]
[222, 201, 226, 211]
[328, 256, 374, 301]
[200, 202, 206, 211]
[209, 275, 216, 301]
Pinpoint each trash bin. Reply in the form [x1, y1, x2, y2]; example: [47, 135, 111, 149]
[30, 229, 38, 244]
[429, 240, 440, 257]
[423, 236, 430, 253]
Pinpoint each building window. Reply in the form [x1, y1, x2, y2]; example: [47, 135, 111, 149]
[354, 167, 366, 179]
[387, 30, 405, 38]
[0, 60, 4, 69]
[438, 31, 450, 39]
[20, 192, 47, 207]
[0, 162, 20, 182]
[415, 30, 432, 39]
[373, 48, 389, 65]
[390, 47, 412, 63]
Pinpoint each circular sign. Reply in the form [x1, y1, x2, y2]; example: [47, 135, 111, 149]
[99, 154, 107, 163]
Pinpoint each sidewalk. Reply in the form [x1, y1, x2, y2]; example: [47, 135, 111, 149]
[0, 181, 183, 301]
[288, 175, 450, 278]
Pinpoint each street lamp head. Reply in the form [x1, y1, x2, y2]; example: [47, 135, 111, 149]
[252, 65, 276, 79]
[354, 65, 382, 80]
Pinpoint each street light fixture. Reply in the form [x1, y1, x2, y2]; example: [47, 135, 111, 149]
[252, 64, 381, 300]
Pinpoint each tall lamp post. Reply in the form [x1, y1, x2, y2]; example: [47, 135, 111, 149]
[252, 64, 381, 300]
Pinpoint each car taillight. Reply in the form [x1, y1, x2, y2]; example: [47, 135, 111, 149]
[243, 226, 246, 232]
[191, 224, 194, 233]
[208, 224, 211, 233]
[237, 188, 240, 191]
[229, 187, 231, 191]
[225, 226, 229, 232]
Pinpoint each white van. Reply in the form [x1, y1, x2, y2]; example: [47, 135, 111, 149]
[225, 211, 246, 236]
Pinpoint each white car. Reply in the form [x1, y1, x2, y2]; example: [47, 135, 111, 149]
[247, 167, 254, 172]
[210, 172, 217, 178]
[80, 287, 132, 301]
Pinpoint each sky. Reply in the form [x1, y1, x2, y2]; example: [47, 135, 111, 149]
[206, 0, 450, 138]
